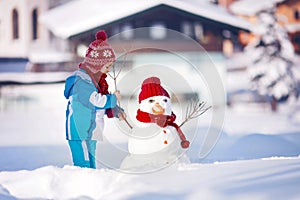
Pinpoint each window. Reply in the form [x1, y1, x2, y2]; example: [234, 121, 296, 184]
[120, 23, 133, 40]
[76, 44, 88, 58]
[209, 0, 218, 5]
[32, 8, 38, 40]
[194, 22, 204, 42]
[150, 23, 166, 39]
[12, 8, 19, 39]
[112, 26, 120, 38]
[181, 21, 193, 37]
[222, 30, 231, 39]
[295, 10, 300, 20]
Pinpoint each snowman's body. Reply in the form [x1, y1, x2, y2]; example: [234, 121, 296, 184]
[120, 95, 187, 172]
[128, 125, 180, 155]
[120, 125, 183, 172]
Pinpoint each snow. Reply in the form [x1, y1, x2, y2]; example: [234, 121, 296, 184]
[285, 23, 300, 33]
[0, 72, 71, 84]
[0, 158, 300, 200]
[0, 78, 300, 199]
[40, 0, 252, 39]
[28, 50, 73, 63]
[230, 0, 286, 16]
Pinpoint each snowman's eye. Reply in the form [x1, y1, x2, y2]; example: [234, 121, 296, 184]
[148, 99, 155, 103]
[163, 99, 168, 103]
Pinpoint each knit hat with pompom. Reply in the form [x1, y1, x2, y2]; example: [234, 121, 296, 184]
[138, 77, 170, 103]
[82, 30, 116, 73]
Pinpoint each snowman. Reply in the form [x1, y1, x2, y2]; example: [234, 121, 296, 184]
[120, 77, 190, 172]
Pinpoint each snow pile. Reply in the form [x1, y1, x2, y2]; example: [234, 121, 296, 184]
[0, 166, 137, 200]
[0, 158, 300, 200]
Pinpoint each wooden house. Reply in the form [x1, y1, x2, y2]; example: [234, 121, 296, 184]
[0, 0, 252, 72]
[40, 0, 251, 60]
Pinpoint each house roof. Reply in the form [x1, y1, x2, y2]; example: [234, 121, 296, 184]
[40, 0, 252, 39]
[230, 0, 286, 16]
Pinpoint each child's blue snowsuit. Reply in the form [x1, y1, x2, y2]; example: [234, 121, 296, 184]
[64, 69, 118, 168]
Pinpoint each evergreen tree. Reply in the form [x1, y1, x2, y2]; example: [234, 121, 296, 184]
[244, 7, 300, 110]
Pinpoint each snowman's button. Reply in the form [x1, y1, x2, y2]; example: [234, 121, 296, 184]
[164, 140, 168, 144]
[163, 130, 167, 134]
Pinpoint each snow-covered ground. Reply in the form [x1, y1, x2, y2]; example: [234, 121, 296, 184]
[1, 158, 300, 200]
[0, 79, 300, 199]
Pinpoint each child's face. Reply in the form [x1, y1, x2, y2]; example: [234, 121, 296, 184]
[100, 62, 113, 74]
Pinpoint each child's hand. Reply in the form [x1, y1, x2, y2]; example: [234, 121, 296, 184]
[118, 111, 126, 121]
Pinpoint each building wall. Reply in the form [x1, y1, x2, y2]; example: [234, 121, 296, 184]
[277, 0, 300, 24]
[0, 0, 49, 58]
[277, 0, 300, 53]
[217, 0, 237, 9]
[231, 0, 300, 53]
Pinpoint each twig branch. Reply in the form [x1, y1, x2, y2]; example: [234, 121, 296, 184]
[179, 97, 211, 127]
[108, 50, 133, 129]
[107, 48, 129, 81]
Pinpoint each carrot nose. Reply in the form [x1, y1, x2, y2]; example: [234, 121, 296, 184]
[152, 103, 165, 115]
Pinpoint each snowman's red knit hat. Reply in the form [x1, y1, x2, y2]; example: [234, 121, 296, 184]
[138, 77, 170, 103]
[82, 30, 116, 73]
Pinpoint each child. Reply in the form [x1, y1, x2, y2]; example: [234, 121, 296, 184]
[64, 30, 125, 168]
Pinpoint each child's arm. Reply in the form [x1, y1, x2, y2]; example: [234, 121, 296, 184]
[90, 92, 117, 109]
[73, 78, 117, 109]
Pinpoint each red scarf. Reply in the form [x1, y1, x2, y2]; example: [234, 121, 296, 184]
[79, 63, 114, 118]
[136, 109, 190, 148]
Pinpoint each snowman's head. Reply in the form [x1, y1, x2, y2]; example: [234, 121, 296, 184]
[137, 77, 172, 116]
[139, 95, 172, 115]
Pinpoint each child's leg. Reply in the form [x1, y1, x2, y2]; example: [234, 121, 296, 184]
[68, 140, 90, 168]
[86, 140, 97, 169]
